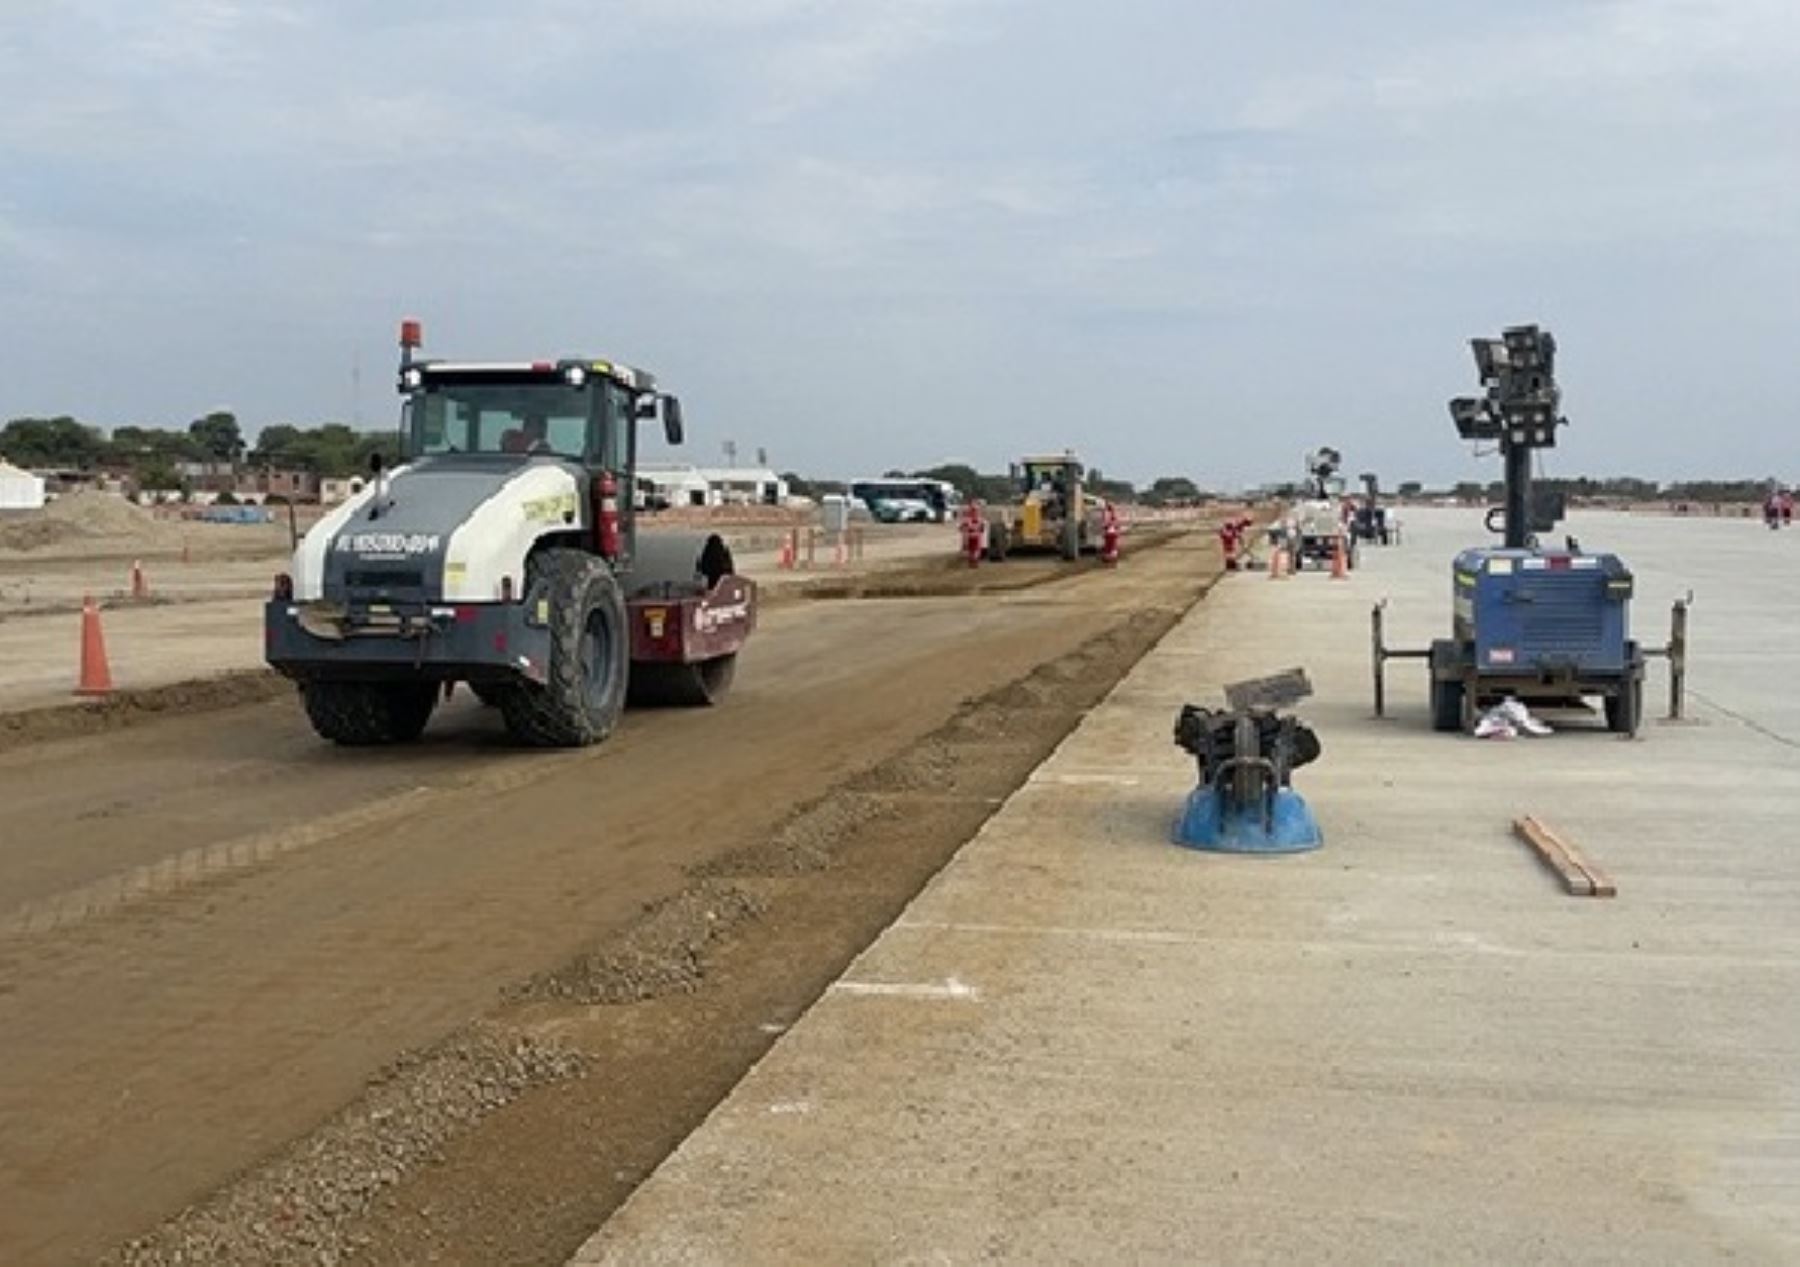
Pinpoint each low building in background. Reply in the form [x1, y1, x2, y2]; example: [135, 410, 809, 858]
[320, 476, 366, 506]
[237, 468, 321, 504]
[0, 459, 47, 510]
[637, 463, 788, 509]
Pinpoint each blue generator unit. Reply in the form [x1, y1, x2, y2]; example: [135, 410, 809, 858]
[1428, 546, 1643, 734]
[1368, 323, 1685, 737]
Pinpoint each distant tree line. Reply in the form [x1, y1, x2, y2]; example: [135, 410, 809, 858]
[0, 412, 399, 491]
[1390, 476, 1786, 503]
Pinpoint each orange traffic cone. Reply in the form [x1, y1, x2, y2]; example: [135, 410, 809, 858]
[75, 597, 114, 697]
[1270, 547, 1289, 580]
[130, 559, 148, 600]
[1330, 535, 1349, 580]
[778, 530, 796, 571]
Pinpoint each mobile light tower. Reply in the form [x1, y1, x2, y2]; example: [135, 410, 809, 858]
[1370, 325, 1688, 735]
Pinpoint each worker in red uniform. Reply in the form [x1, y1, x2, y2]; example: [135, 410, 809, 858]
[1219, 519, 1243, 570]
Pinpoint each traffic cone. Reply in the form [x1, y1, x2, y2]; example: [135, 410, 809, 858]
[75, 597, 114, 697]
[1330, 536, 1348, 580]
[778, 531, 796, 571]
[1269, 547, 1289, 580]
[130, 559, 148, 600]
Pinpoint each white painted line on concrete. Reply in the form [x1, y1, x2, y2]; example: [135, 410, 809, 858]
[830, 978, 981, 1001]
[1029, 772, 1143, 786]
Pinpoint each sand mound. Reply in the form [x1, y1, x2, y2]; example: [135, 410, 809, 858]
[0, 490, 167, 552]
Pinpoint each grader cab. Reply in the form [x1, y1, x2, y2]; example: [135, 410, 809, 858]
[983, 453, 1109, 562]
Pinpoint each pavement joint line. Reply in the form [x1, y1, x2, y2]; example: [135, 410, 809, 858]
[1689, 688, 1800, 751]
[895, 919, 1206, 945]
[883, 921, 1526, 954]
[886, 921, 1800, 967]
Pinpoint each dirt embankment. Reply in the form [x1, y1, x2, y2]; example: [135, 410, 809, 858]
[0, 671, 288, 755]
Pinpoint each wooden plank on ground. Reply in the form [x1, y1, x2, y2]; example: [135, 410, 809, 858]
[1512, 816, 1616, 898]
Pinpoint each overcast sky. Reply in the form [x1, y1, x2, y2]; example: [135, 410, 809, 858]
[1, 1, 1795, 487]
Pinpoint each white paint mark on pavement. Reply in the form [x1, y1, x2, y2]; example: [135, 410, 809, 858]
[831, 978, 980, 1001]
[1030, 772, 1142, 786]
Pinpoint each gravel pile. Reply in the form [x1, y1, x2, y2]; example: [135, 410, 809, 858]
[512, 880, 767, 1004]
[848, 740, 958, 794]
[0, 489, 171, 552]
[696, 792, 900, 878]
[113, 1028, 586, 1266]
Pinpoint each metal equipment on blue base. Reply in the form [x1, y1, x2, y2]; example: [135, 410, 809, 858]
[1175, 786, 1322, 855]
[1172, 669, 1323, 855]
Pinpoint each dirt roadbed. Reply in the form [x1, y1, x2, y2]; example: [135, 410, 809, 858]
[0, 531, 1220, 1266]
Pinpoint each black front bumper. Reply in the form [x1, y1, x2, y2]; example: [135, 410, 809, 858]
[265, 599, 553, 684]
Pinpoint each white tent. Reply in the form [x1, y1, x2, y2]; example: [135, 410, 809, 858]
[0, 460, 46, 511]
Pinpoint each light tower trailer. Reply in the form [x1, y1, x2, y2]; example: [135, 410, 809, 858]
[1291, 446, 1355, 571]
[1370, 325, 1688, 736]
[265, 320, 756, 747]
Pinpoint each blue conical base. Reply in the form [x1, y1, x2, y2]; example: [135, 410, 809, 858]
[1174, 787, 1323, 854]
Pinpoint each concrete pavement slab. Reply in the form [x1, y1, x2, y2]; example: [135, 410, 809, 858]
[575, 508, 1800, 1266]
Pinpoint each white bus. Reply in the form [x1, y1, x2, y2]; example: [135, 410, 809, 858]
[848, 477, 957, 523]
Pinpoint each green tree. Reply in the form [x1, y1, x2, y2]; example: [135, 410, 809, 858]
[251, 424, 305, 464]
[1, 416, 105, 468]
[105, 425, 201, 466]
[1142, 476, 1201, 507]
[138, 457, 181, 492]
[1086, 467, 1137, 503]
[1665, 478, 1773, 503]
[188, 411, 244, 463]
[351, 431, 401, 475]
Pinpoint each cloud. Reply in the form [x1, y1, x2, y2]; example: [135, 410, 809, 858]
[0, 0, 1796, 483]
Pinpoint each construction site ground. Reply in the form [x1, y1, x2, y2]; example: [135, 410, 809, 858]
[0, 519, 958, 714]
[0, 524, 1219, 1265]
[581, 508, 1800, 1265]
